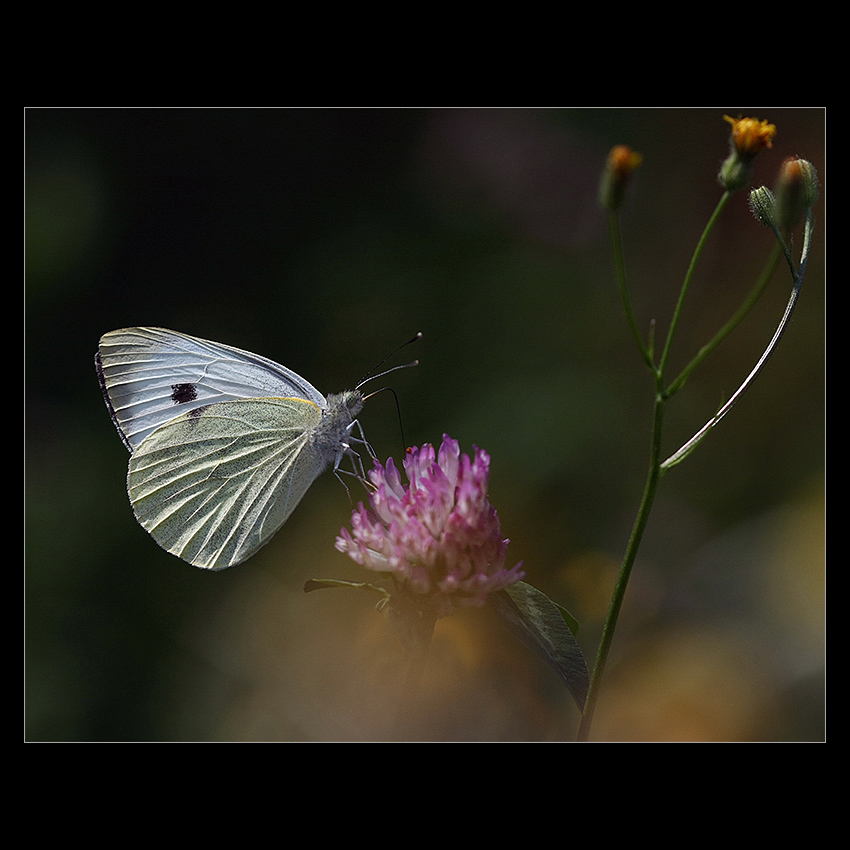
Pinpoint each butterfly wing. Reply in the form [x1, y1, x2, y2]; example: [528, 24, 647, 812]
[96, 327, 326, 451]
[127, 397, 330, 569]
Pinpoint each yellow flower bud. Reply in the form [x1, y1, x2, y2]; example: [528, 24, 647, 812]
[599, 145, 643, 211]
[774, 157, 819, 229]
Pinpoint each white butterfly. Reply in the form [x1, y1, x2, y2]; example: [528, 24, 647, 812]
[96, 327, 403, 570]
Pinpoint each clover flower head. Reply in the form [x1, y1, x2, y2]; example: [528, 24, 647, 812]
[335, 435, 525, 617]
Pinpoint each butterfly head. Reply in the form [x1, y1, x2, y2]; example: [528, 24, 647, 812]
[326, 389, 364, 422]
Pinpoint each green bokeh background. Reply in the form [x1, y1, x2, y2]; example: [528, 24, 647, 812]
[25, 107, 825, 741]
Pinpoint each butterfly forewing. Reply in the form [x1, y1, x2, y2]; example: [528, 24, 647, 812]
[128, 398, 328, 569]
[97, 327, 327, 451]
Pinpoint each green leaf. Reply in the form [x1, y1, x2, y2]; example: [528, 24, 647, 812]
[488, 581, 589, 711]
[553, 600, 581, 636]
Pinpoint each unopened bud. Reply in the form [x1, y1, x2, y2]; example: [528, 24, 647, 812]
[774, 157, 819, 229]
[748, 186, 777, 228]
[599, 145, 642, 211]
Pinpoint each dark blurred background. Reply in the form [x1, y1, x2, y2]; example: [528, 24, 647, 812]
[25, 107, 825, 741]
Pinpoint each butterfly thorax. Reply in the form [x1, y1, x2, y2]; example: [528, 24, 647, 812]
[311, 390, 364, 457]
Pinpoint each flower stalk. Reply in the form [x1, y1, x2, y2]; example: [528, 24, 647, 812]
[579, 122, 816, 741]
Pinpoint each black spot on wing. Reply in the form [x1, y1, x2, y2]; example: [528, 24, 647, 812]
[171, 383, 198, 404]
[187, 404, 210, 423]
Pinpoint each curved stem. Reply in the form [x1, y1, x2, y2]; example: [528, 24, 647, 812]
[666, 242, 782, 399]
[660, 263, 802, 469]
[662, 210, 812, 470]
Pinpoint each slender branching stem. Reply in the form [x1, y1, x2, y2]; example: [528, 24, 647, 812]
[666, 242, 782, 399]
[580, 192, 813, 739]
[658, 192, 732, 379]
[579, 190, 740, 741]
[662, 210, 812, 470]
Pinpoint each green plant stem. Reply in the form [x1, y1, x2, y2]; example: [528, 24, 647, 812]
[660, 286, 793, 469]
[608, 210, 655, 373]
[579, 197, 812, 740]
[661, 213, 811, 470]
[578, 193, 732, 742]
[657, 191, 732, 379]
[666, 242, 783, 399]
[578, 390, 665, 741]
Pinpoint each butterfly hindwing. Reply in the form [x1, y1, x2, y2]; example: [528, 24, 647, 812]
[127, 397, 328, 569]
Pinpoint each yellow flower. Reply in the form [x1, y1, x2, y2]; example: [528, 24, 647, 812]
[723, 115, 777, 158]
[718, 115, 777, 191]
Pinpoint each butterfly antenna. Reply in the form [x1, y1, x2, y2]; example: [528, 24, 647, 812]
[356, 331, 422, 390]
[362, 386, 409, 453]
[356, 332, 421, 455]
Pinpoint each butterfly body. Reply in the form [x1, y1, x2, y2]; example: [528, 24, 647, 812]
[96, 328, 367, 570]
